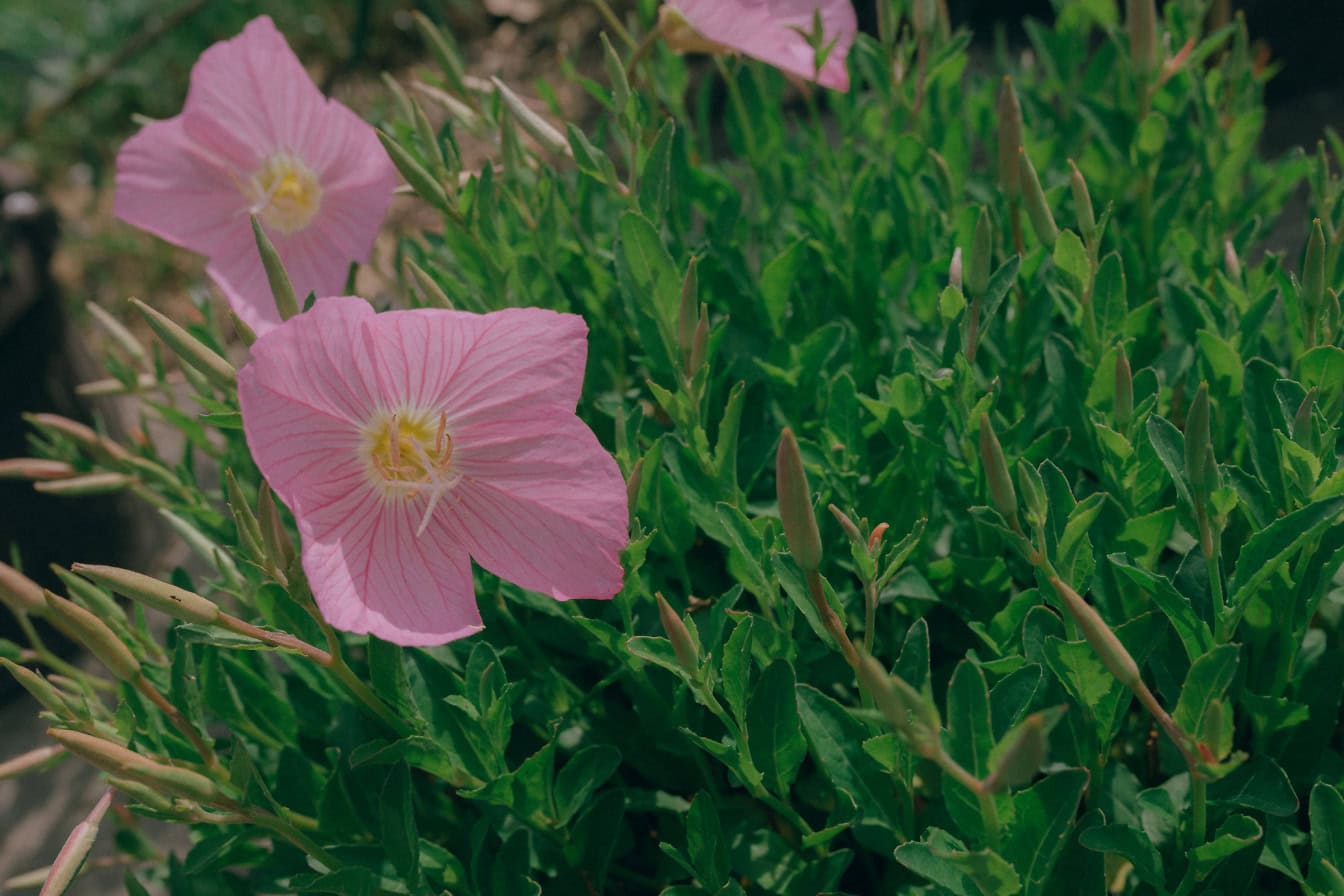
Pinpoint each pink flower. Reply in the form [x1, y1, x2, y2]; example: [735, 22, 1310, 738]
[114, 16, 396, 335]
[661, 0, 857, 91]
[236, 297, 628, 646]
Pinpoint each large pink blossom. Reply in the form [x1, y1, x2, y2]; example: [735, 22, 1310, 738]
[114, 16, 396, 335]
[236, 297, 628, 646]
[662, 0, 857, 91]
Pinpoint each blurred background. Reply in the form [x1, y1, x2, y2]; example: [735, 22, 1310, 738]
[0, 0, 1342, 891]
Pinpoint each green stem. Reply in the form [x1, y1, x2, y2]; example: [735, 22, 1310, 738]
[862, 578, 878, 654]
[1191, 773, 1208, 846]
[588, 0, 636, 50]
[977, 787, 1004, 852]
[714, 57, 761, 166]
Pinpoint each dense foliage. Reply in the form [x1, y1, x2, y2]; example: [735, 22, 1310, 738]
[5, 1, 1344, 894]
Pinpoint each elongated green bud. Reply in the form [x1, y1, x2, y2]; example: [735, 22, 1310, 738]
[1016, 461, 1047, 528]
[678, 257, 699, 377]
[0, 458, 77, 481]
[1, 659, 74, 715]
[43, 592, 140, 681]
[0, 744, 64, 781]
[689, 304, 710, 380]
[857, 654, 939, 757]
[966, 207, 993, 298]
[996, 78, 1023, 199]
[1184, 382, 1211, 499]
[492, 77, 572, 157]
[40, 789, 112, 896]
[405, 258, 453, 309]
[1114, 345, 1134, 428]
[655, 593, 698, 672]
[978, 415, 1020, 532]
[224, 469, 266, 563]
[128, 299, 236, 391]
[378, 129, 451, 210]
[249, 218, 300, 321]
[1223, 240, 1242, 281]
[1018, 149, 1059, 245]
[23, 414, 130, 464]
[106, 776, 176, 812]
[1067, 160, 1096, 242]
[948, 247, 963, 291]
[827, 504, 864, 545]
[47, 729, 222, 804]
[1294, 388, 1317, 445]
[777, 428, 823, 571]
[86, 302, 147, 364]
[34, 473, 133, 496]
[257, 482, 296, 574]
[912, 0, 938, 36]
[1049, 577, 1140, 689]
[71, 564, 219, 626]
[0, 561, 46, 615]
[985, 711, 1048, 792]
[1126, 0, 1159, 75]
[1304, 218, 1326, 316]
[411, 11, 469, 97]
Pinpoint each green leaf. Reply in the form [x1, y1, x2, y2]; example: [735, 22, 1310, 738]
[1189, 814, 1263, 880]
[380, 762, 420, 884]
[1172, 644, 1239, 737]
[1002, 768, 1089, 896]
[1146, 415, 1194, 510]
[720, 615, 754, 725]
[1052, 230, 1090, 290]
[1309, 783, 1344, 893]
[1225, 496, 1344, 620]
[747, 660, 807, 796]
[895, 830, 1023, 896]
[555, 745, 621, 826]
[1297, 345, 1344, 394]
[1209, 755, 1298, 817]
[687, 791, 729, 887]
[761, 240, 805, 335]
[1079, 823, 1163, 886]
[1108, 553, 1214, 661]
[639, 118, 675, 220]
[615, 210, 680, 375]
[715, 503, 775, 602]
[945, 660, 997, 839]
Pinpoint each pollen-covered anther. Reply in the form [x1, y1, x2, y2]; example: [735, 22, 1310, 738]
[247, 152, 322, 234]
[365, 409, 459, 536]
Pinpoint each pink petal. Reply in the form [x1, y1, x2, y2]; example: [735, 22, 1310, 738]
[298, 486, 483, 646]
[671, 0, 856, 90]
[443, 410, 627, 600]
[368, 307, 589, 423]
[237, 297, 382, 430]
[179, 16, 328, 171]
[113, 116, 246, 256]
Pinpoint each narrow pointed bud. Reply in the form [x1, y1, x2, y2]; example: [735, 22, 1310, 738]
[411, 98, 445, 170]
[626, 456, 644, 518]
[1184, 382, 1212, 498]
[655, 593, 698, 672]
[40, 789, 112, 896]
[0, 660, 74, 715]
[492, 77, 572, 158]
[967, 206, 992, 298]
[128, 299, 236, 391]
[0, 561, 46, 615]
[996, 78, 1023, 200]
[23, 414, 131, 464]
[777, 428, 823, 572]
[678, 257, 699, 377]
[378, 128, 451, 210]
[405, 258, 453, 309]
[1304, 218, 1327, 316]
[1114, 345, 1134, 428]
[601, 31, 632, 117]
[257, 481, 296, 574]
[0, 744, 64, 781]
[411, 11, 470, 97]
[1126, 0, 1159, 75]
[71, 564, 219, 626]
[34, 473, 133, 496]
[949, 247, 963, 290]
[47, 729, 222, 804]
[985, 712, 1048, 792]
[1049, 576, 1140, 689]
[689, 304, 710, 378]
[828, 504, 864, 545]
[1067, 160, 1096, 242]
[86, 302, 147, 364]
[1294, 388, 1317, 445]
[42, 592, 140, 681]
[1015, 461, 1047, 528]
[1018, 149, 1059, 245]
[857, 655, 939, 757]
[0, 459, 77, 481]
[106, 776, 176, 812]
[912, 0, 938, 36]
[224, 469, 266, 562]
[51, 568, 128, 631]
[228, 308, 257, 347]
[1223, 240, 1242, 281]
[246, 217, 301, 321]
[978, 415, 1020, 532]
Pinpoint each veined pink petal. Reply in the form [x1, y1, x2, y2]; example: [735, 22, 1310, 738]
[237, 297, 381, 429]
[113, 117, 246, 256]
[446, 410, 627, 600]
[669, 0, 857, 91]
[298, 487, 483, 646]
[368, 307, 589, 421]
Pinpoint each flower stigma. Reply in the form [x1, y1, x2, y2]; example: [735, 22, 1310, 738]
[364, 409, 459, 536]
[246, 153, 322, 234]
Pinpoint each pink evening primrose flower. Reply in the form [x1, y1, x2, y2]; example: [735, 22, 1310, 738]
[236, 297, 628, 646]
[661, 0, 858, 91]
[114, 16, 396, 335]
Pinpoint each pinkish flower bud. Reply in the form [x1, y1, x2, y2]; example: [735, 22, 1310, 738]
[71, 564, 219, 626]
[1048, 576, 1140, 689]
[1114, 345, 1134, 428]
[0, 744, 64, 781]
[33, 473, 133, 496]
[42, 592, 141, 682]
[978, 415, 1020, 532]
[655, 593, 698, 672]
[0, 561, 46, 615]
[777, 428, 823, 571]
[1223, 240, 1242, 281]
[1018, 149, 1059, 245]
[996, 78, 1023, 200]
[23, 414, 130, 464]
[0, 459, 77, 481]
[0, 659, 74, 716]
[47, 729, 222, 804]
[827, 504, 864, 545]
[39, 789, 112, 896]
[949, 247, 963, 291]
[86, 302, 147, 364]
[1126, 0, 1159, 75]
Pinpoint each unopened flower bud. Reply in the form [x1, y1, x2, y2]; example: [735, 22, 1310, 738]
[655, 593, 698, 672]
[86, 302, 147, 364]
[1018, 149, 1059, 246]
[492, 77, 572, 158]
[1184, 382, 1212, 499]
[912, 0, 937, 35]
[0, 744, 64, 781]
[996, 78, 1023, 200]
[23, 414, 131, 464]
[42, 592, 140, 682]
[40, 789, 112, 896]
[128, 299, 236, 391]
[71, 564, 219, 626]
[1223, 240, 1242, 281]
[0, 561, 46, 615]
[1126, 0, 1159, 75]
[1114, 345, 1134, 428]
[224, 469, 266, 563]
[377, 128, 452, 211]
[257, 481, 297, 575]
[967, 207, 992, 298]
[0, 660, 74, 716]
[1067, 160, 1096, 242]
[47, 729, 222, 804]
[949, 247, 963, 291]
[34, 473, 133, 496]
[828, 504, 864, 545]
[1049, 576, 1140, 689]
[106, 776, 176, 812]
[978, 415, 1020, 532]
[1016, 461, 1047, 527]
[689, 305, 710, 380]
[1303, 218, 1326, 316]
[777, 428, 823, 572]
[985, 711, 1048, 792]
[0, 459, 77, 481]
[857, 654, 939, 757]
[1294, 388, 1317, 445]
[248, 218, 300, 321]
[678, 257, 699, 377]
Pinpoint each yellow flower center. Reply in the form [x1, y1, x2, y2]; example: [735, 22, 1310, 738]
[363, 410, 459, 536]
[247, 153, 322, 235]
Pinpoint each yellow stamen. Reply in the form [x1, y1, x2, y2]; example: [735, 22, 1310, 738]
[363, 409, 460, 536]
[245, 152, 322, 235]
